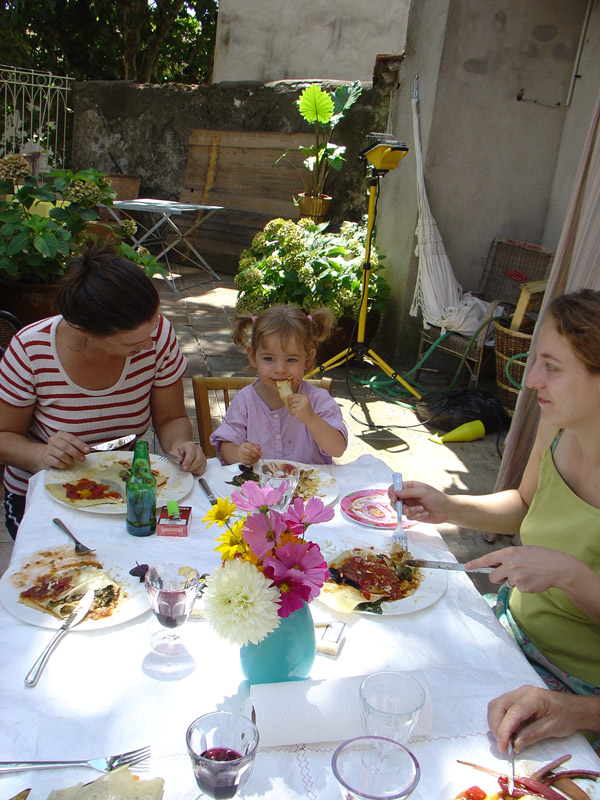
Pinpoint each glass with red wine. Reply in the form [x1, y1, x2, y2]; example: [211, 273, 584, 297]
[143, 563, 200, 680]
[186, 711, 259, 799]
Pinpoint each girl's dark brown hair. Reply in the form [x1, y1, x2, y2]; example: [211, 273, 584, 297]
[57, 240, 159, 336]
[232, 304, 335, 367]
[548, 289, 600, 374]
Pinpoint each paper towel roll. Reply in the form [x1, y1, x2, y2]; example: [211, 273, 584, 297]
[245, 672, 432, 748]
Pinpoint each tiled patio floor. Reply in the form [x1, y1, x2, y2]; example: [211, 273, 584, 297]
[0, 264, 509, 593]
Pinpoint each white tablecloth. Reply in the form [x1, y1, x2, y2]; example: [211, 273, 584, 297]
[1, 455, 598, 799]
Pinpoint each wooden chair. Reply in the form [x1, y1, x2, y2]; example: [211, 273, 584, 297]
[0, 310, 23, 358]
[192, 375, 333, 458]
[416, 237, 554, 387]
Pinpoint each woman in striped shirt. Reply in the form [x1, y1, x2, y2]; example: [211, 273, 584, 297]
[0, 243, 206, 538]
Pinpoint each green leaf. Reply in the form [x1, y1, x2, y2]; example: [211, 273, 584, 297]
[34, 232, 59, 259]
[297, 84, 334, 125]
[330, 81, 362, 128]
[6, 231, 31, 255]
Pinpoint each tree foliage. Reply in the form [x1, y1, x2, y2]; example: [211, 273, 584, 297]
[0, 0, 219, 83]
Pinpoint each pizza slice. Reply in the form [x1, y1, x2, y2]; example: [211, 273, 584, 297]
[19, 556, 124, 621]
[276, 378, 293, 406]
[319, 545, 422, 613]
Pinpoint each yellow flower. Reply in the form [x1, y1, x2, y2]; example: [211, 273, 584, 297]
[203, 497, 237, 527]
[215, 519, 248, 560]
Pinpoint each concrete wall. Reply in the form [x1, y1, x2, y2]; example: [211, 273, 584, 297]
[374, 0, 596, 365]
[71, 80, 389, 261]
[212, 0, 410, 83]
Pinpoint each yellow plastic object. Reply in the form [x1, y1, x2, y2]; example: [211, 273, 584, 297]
[29, 199, 68, 217]
[429, 419, 486, 444]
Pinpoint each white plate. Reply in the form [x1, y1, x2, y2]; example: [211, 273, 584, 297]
[44, 451, 193, 514]
[0, 542, 151, 630]
[209, 461, 339, 506]
[322, 543, 447, 616]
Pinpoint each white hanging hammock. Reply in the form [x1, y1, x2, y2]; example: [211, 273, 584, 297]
[409, 78, 488, 335]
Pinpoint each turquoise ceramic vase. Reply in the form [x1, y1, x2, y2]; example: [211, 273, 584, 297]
[240, 602, 316, 685]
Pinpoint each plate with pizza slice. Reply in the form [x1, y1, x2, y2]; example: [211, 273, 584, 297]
[44, 451, 193, 514]
[211, 460, 339, 506]
[318, 543, 447, 615]
[0, 542, 150, 630]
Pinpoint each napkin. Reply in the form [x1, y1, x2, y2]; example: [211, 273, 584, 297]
[245, 672, 433, 748]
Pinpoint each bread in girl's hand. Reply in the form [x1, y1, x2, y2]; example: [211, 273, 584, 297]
[276, 378, 293, 406]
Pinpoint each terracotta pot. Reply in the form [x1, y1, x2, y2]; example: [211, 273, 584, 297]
[315, 312, 381, 366]
[297, 193, 332, 223]
[0, 279, 60, 324]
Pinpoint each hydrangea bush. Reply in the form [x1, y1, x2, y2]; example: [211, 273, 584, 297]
[235, 217, 391, 322]
[0, 163, 163, 283]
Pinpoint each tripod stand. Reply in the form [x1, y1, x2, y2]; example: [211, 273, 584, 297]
[305, 153, 421, 399]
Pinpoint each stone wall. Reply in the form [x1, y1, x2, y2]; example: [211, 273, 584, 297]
[71, 80, 390, 272]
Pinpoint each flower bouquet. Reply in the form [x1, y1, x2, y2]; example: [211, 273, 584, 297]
[202, 480, 334, 647]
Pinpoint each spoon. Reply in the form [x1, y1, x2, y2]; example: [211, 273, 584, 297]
[52, 518, 95, 554]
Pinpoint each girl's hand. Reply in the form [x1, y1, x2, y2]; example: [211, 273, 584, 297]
[466, 545, 574, 592]
[238, 441, 262, 466]
[170, 441, 207, 476]
[286, 392, 314, 424]
[40, 431, 90, 470]
[387, 480, 451, 524]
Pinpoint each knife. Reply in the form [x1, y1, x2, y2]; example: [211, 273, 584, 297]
[90, 433, 136, 451]
[407, 558, 494, 574]
[507, 735, 515, 795]
[8, 791, 31, 800]
[24, 589, 95, 688]
[199, 477, 218, 505]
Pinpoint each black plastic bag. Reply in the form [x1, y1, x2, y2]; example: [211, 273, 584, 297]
[415, 388, 509, 432]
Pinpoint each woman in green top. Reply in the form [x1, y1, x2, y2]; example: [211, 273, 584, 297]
[391, 289, 600, 697]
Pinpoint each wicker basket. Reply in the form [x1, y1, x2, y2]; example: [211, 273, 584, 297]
[494, 320, 532, 416]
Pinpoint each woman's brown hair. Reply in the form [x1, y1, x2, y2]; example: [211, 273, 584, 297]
[57, 241, 159, 336]
[548, 289, 600, 374]
[232, 304, 335, 367]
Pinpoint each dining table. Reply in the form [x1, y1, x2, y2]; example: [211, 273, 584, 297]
[0, 453, 599, 800]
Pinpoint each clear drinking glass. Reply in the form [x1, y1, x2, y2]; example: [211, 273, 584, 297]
[331, 735, 420, 800]
[143, 563, 200, 680]
[259, 461, 300, 512]
[187, 711, 259, 799]
[359, 672, 425, 744]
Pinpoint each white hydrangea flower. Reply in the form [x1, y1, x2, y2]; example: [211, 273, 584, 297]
[203, 559, 280, 646]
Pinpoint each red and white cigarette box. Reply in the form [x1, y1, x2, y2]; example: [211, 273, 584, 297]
[157, 505, 192, 537]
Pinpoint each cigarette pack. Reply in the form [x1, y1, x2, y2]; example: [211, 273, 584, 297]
[316, 620, 346, 656]
[156, 504, 191, 537]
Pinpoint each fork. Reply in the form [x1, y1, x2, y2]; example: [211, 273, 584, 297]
[0, 745, 151, 774]
[154, 453, 181, 465]
[392, 472, 408, 550]
[52, 517, 95, 554]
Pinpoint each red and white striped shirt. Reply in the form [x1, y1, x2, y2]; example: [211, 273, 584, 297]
[0, 314, 187, 495]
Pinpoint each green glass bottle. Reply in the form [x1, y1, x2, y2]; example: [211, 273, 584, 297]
[126, 440, 157, 536]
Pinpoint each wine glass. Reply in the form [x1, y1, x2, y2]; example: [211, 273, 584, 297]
[331, 736, 420, 800]
[186, 711, 259, 799]
[259, 461, 300, 512]
[143, 563, 200, 680]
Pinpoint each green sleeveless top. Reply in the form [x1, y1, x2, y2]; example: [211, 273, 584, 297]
[509, 433, 600, 686]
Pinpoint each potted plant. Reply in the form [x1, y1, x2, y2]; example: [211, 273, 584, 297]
[0, 155, 164, 322]
[276, 81, 362, 222]
[235, 216, 391, 358]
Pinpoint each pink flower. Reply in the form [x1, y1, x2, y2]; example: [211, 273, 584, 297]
[231, 481, 286, 512]
[263, 539, 328, 601]
[285, 496, 334, 533]
[262, 566, 311, 617]
[243, 511, 287, 559]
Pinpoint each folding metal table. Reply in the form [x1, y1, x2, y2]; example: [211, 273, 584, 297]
[106, 198, 224, 291]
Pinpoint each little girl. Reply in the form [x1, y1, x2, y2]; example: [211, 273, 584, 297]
[210, 304, 348, 465]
